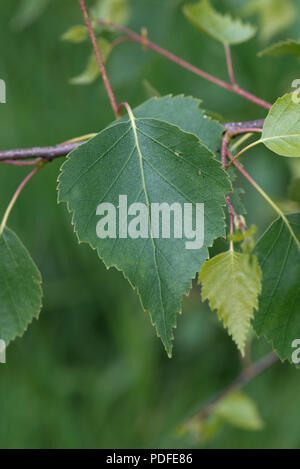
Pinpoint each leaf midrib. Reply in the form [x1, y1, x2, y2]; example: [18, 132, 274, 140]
[126, 109, 168, 342]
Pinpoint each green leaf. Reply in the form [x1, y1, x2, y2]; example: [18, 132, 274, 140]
[120, 95, 224, 155]
[213, 392, 264, 431]
[182, 390, 263, 443]
[69, 39, 112, 85]
[58, 110, 231, 356]
[61, 25, 88, 44]
[69, 55, 100, 86]
[261, 93, 300, 158]
[242, 0, 296, 43]
[91, 0, 129, 26]
[183, 0, 256, 45]
[199, 249, 262, 355]
[0, 227, 42, 344]
[258, 39, 300, 58]
[253, 214, 300, 363]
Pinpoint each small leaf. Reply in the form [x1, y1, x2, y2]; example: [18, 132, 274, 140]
[199, 249, 262, 355]
[253, 214, 300, 363]
[213, 392, 264, 431]
[261, 93, 300, 158]
[242, 0, 296, 43]
[258, 39, 300, 58]
[0, 227, 42, 343]
[61, 25, 88, 44]
[91, 0, 129, 26]
[228, 225, 257, 244]
[182, 390, 263, 443]
[69, 55, 100, 86]
[183, 0, 256, 45]
[58, 111, 231, 355]
[69, 39, 112, 85]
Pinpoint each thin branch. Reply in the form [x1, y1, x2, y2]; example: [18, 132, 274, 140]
[225, 139, 262, 169]
[224, 44, 236, 86]
[227, 149, 300, 251]
[189, 352, 278, 422]
[0, 119, 266, 163]
[0, 142, 83, 162]
[111, 36, 134, 48]
[0, 162, 45, 235]
[1, 158, 42, 166]
[222, 133, 245, 234]
[221, 132, 229, 166]
[226, 194, 245, 233]
[78, 0, 119, 118]
[229, 208, 234, 251]
[230, 133, 254, 153]
[99, 20, 272, 110]
[224, 119, 265, 134]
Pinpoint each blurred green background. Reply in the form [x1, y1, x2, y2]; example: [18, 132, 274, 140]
[0, 0, 299, 449]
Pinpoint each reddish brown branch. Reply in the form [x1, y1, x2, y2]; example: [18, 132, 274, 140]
[78, 0, 119, 118]
[0, 142, 83, 162]
[188, 352, 279, 422]
[99, 20, 272, 110]
[224, 44, 237, 86]
[224, 119, 265, 134]
[0, 119, 266, 163]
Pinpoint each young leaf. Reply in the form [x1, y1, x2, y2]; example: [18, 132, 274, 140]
[61, 25, 88, 44]
[69, 39, 112, 85]
[58, 113, 231, 356]
[183, 0, 256, 46]
[242, 0, 296, 42]
[69, 54, 100, 86]
[199, 249, 262, 355]
[0, 227, 42, 344]
[119, 95, 224, 154]
[261, 93, 300, 158]
[253, 214, 300, 363]
[91, 0, 129, 26]
[182, 390, 263, 444]
[213, 392, 264, 431]
[258, 39, 300, 58]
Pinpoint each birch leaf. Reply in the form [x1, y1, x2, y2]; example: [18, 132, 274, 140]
[261, 93, 300, 158]
[199, 249, 262, 355]
[183, 0, 256, 45]
[0, 228, 42, 344]
[258, 39, 300, 59]
[253, 214, 300, 363]
[58, 110, 231, 356]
